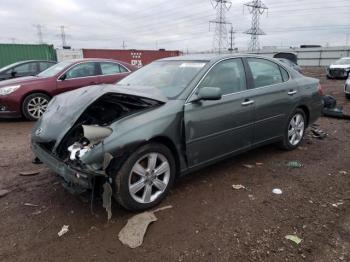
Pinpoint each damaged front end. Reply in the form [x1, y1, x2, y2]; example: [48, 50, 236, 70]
[31, 85, 166, 195]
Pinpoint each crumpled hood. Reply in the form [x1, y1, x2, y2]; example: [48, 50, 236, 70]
[32, 83, 167, 148]
[329, 64, 350, 69]
[0, 76, 50, 87]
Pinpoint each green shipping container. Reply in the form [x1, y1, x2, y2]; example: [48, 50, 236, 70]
[0, 43, 57, 68]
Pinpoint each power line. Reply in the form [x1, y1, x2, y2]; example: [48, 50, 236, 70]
[209, 0, 232, 53]
[244, 0, 268, 51]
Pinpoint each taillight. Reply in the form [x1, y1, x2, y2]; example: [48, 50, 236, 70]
[317, 83, 324, 96]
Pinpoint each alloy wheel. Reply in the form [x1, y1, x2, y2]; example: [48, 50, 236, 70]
[128, 152, 170, 204]
[27, 96, 49, 119]
[288, 113, 305, 146]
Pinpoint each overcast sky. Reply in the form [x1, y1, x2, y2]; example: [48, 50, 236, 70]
[0, 0, 349, 51]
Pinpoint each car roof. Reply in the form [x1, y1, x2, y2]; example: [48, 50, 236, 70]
[340, 57, 350, 59]
[157, 53, 275, 63]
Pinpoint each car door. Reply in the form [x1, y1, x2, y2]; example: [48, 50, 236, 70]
[184, 58, 254, 167]
[99, 62, 130, 84]
[245, 57, 298, 145]
[11, 62, 38, 78]
[56, 62, 100, 94]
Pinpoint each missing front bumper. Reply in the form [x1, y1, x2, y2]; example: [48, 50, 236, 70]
[32, 142, 96, 190]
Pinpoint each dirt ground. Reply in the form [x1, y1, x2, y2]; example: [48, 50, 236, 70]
[0, 67, 349, 262]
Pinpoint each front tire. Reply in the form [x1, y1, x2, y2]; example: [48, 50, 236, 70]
[278, 109, 306, 150]
[114, 143, 176, 211]
[22, 93, 50, 121]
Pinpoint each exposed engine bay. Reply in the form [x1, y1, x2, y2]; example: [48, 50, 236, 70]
[56, 93, 162, 165]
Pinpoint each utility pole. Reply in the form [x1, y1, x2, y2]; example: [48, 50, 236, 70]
[122, 40, 127, 49]
[33, 24, 44, 44]
[209, 0, 232, 54]
[60, 25, 67, 47]
[228, 26, 235, 52]
[244, 0, 268, 52]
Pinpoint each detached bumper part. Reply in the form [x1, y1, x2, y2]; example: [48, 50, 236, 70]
[32, 142, 93, 190]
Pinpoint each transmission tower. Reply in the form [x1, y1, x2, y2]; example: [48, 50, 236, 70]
[228, 26, 236, 52]
[60, 25, 67, 47]
[244, 0, 268, 51]
[209, 0, 232, 53]
[33, 24, 44, 44]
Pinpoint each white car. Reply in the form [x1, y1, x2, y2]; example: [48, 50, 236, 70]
[345, 76, 350, 99]
[327, 57, 350, 79]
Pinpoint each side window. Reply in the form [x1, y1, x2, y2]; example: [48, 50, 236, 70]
[100, 62, 122, 75]
[39, 62, 54, 72]
[65, 63, 97, 79]
[119, 64, 128, 72]
[247, 58, 283, 88]
[13, 63, 37, 75]
[280, 66, 289, 82]
[198, 58, 246, 95]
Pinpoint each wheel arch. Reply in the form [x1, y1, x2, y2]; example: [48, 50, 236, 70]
[296, 105, 310, 127]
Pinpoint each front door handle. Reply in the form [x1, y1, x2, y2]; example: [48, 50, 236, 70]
[241, 99, 254, 106]
[288, 90, 297, 96]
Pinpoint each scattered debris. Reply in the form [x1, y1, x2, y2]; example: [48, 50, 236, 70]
[272, 188, 283, 195]
[287, 161, 303, 168]
[0, 189, 10, 197]
[285, 234, 302, 245]
[102, 182, 113, 220]
[32, 157, 43, 164]
[298, 146, 308, 151]
[331, 201, 344, 207]
[232, 184, 246, 190]
[322, 95, 350, 120]
[243, 164, 254, 169]
[255, 162, 263, 166]
[24, 203, 39, 207]
[152, 205, 173, 213]
[19, 170, 40, 176]
[58, 225, 69, 237]
[248, 194, 256, 200]
[339, 170, 348, 175]
[311, 128, 328, 139]
[118, 205, 172, 248]
[31, 210, 42, 215]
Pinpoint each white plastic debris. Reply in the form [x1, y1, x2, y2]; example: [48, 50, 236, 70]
[285, 234, 302, 244]
[242, 164, 254, 169]
[58, 225, 69, 237]
[332, 201, 344, 207]
[24, 203, 39, 207]
[272, 188, 283, 195]
[118, 205, 172, 248]
[232, 184, 246, 190]
[0, 189, 9, 197]
[339, 170, 348, 175]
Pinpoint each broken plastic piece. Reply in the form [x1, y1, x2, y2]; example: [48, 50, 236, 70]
[285, 234, 302, 244]
[19, 170, 40, 176]
[102, 182, 113, 220]
[82, 125, 113, 144]
[243, 164, 254, 169]
[287, 161, 303, 168]
[0, 189, 9, 197]
[232, 184, 246, 190]
[58, 225, 69, 237]
[272, 188, 282, 194]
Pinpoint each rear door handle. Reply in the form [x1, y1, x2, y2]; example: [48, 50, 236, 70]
[288, 90, 297, 95]
[241, 99, 254, 106]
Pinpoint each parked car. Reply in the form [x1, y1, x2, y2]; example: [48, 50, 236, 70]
[345, 75, 350, 99]
[276, 58, 302, 72]
[0, 60, 56, 81]
[31, 54, 323, 211]
[326, 57, 350, 79]
[0, 59, 136, 120]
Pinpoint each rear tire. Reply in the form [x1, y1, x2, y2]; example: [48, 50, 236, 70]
[113, 143, 176, 211]
[22, 93, 50, 121]
[278, 109, 306, 150]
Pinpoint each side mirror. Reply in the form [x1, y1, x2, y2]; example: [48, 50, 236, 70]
[193, 87, 222, 102]
[11, 71, 17, 77]
[59, 74, 67, 81]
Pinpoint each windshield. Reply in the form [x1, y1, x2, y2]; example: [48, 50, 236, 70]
[38, 60, 73, 77]
[117, 60, 207, 98]
[334, 58, 350, 65]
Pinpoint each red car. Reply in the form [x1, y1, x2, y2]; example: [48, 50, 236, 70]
[0, 58, 136, 120]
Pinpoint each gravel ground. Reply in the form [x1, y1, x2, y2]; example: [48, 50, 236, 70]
[0, 67, 349, 262]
